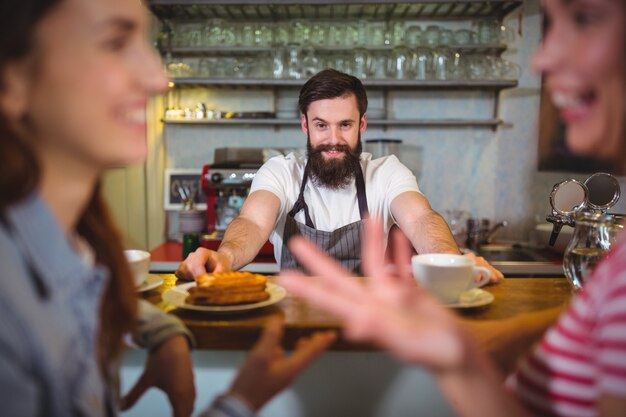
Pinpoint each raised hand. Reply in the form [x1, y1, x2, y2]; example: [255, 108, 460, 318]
[121, 335, 195, 417]
[228, 319, 336, 411]
[279, 218, 466, 372]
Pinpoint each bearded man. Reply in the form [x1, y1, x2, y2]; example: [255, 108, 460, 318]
[176, 69, 502, 281]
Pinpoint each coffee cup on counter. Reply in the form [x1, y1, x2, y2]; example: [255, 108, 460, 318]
[124, 249, 151, 287]
[412, 253, 490, 303]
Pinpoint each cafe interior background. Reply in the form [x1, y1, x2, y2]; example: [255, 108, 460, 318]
[102, 0, 626, 256]
[112, 1, 626, 416]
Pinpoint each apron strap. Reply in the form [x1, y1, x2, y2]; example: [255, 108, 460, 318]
[288, 163, 315, 228]
[355, 165, 369, 219]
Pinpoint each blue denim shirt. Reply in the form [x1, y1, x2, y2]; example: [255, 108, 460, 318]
[0, 194, 255, 417]
[0, 193, 111, 416]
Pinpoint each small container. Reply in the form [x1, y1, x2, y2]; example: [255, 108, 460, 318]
[179, 209, 205, 259]
[562, 211, 614, 291]
[182, 233, 200, 259]
[179, 209, 205, 233]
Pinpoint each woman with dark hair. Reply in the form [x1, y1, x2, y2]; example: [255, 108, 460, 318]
[0, 1, 334, 416]
[280, 0, 626, 416]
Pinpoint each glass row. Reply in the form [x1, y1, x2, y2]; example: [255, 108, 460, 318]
[166, 46, 521, 82]
[161, 19, 515, 50]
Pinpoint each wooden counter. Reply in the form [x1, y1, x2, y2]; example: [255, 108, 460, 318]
[143, 274, 573, 351]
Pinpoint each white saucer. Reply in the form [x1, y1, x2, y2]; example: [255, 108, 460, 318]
[163, 282, 286, 314]
[136, 274, 164, 293]
[444, 288, 494, 308]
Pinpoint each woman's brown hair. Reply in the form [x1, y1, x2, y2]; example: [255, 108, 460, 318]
[0, 0, 137, 374]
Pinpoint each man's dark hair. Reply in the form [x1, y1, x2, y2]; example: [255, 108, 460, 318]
[298, 69, 368, 117]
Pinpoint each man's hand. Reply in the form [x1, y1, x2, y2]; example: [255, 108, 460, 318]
[463, 252, 504, 283]
[175, 248, 233, 281]
[229, 319, 336, 411]
[122, 335, 195, 417]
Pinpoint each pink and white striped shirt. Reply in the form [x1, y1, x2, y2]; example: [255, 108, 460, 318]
[508, 236, 626, 416]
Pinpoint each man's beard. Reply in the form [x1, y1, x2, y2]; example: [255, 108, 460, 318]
[307, 134, 362, 190]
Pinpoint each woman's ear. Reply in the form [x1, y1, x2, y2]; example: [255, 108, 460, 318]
[0, 63, 31, 120]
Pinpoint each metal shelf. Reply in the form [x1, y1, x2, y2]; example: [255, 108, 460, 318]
[148, 1, 523, 21]
[162, 117, 504, 128]
[169, 77, 518, 89]
[166, 43, 508, 56]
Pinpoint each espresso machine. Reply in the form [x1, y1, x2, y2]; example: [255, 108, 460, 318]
[200, 148, 274, 258]
[202, 148, 264, 234]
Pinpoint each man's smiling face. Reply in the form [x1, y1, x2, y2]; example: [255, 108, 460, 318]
[302, 94, 367, 189]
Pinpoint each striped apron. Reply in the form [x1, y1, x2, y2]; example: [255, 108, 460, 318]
[280, 162, 369, 274]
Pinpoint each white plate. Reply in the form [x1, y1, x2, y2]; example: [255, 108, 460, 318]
[162, 282, 286, 313]
[444, 288, 494, 308]
[136, 274, 164, 293]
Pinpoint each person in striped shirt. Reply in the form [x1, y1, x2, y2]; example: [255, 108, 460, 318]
[279, 0, 626, 416]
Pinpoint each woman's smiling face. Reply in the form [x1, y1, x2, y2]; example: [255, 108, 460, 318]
[1, 0, 168, 171]
[532, 0, 625, 161]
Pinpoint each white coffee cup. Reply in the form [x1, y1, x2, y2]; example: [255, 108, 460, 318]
[412, 253, 490, 303]
[124, 249, 151, 287]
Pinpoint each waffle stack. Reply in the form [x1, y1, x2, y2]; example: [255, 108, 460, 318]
[186, 271, 270, 306]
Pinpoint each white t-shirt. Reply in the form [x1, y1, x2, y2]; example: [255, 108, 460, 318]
[249, 152, 421, 262]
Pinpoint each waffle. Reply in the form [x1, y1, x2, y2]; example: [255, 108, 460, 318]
[186, 271, 270, 306]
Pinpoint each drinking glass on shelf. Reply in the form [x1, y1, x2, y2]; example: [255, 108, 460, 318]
[474, 19, 514, 44]
[310, 23, 327, 47]
[272, 46, 286, 79]
[330, 54, 351, 74]
[371, 52, 388, 79]
[406, 25, 423, 47]
[188, 24, 203, 47]
[368, 22, 386, 47]
[390, 20, 406, 46]
[499, 59, 521, 79]
[204, 18, 224, 47]
[301, 46, 320, 77]
[230, 58, 248, 79]
[356, 20, 370, 47]
[222, 24, 237, 47]
[255, 24, 272, 47]
[212, 58, 229, 78]
[273, 23, 290, 46]
[414, 47, 433, 80]
[292, 20, 311, 45]
[353, 48, 371, 79]
[433, 48, 453, 80]
[249, 54, 272, 79]
[286, 43, 302, 79]
[465, 54, 488, 80]
[388, 46, 413, 80]
[486, 56, 521, 79]
[238, 23, 255, 47]
[344, 23, 359, 47]
[452, 29, 476, 45]
[449, 51, 467, 80]
[327, 23, 345, 47]
[424, 25, 441, 46]
[439, 29, 454, 46]
[197, 57, 211, 77]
